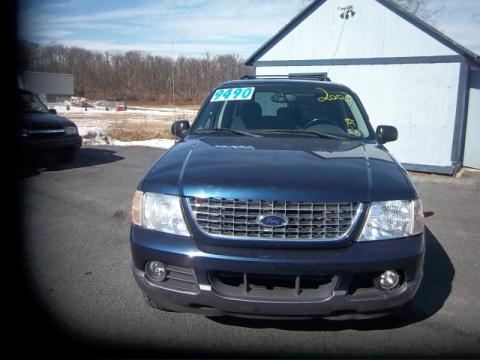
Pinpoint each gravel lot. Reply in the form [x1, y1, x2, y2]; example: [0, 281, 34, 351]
[19, 146, 480, 358]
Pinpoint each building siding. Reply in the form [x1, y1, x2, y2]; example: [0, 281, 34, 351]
[256, 62, 461, 167]
[20, 71, 74, 101]
[463, 70, 480, 169]
[259, 0, 455, 62]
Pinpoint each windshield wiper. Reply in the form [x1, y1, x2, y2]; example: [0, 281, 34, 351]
[259, 129, 346, 140]
[191, 128, 262, 137]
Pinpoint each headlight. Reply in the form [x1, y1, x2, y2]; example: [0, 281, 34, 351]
[65, 126, 78, 135]
[358, 199, 424, 241]
[131, 191, 190, 236]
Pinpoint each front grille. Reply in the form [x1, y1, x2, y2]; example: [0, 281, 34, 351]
[188, 197, 362, 240]
[28, 128, 66, 138]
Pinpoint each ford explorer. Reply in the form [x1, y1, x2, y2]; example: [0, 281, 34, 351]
[130, 74, 425, 320]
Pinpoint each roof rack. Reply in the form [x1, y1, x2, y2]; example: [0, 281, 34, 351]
[288, 72, 331, 81]
[239, 72, 331, 81]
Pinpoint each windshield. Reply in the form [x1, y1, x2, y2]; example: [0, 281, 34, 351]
[21, 92, 49, 113]
[191, 84, 372, 139]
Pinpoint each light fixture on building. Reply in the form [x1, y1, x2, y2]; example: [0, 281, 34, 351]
[338, 5, 355, 19]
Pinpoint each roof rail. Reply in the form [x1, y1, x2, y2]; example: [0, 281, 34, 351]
[288, 72, 331, 81]
[238, 73, 331, 81]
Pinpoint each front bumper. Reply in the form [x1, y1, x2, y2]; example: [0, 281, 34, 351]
[131, 226, 425, 319]
[20, 135, 82, 151]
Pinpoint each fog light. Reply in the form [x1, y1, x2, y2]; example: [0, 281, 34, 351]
[145, 261, 166, 282]
[376, 270, 400, 290]
[19, 129, 29, 138]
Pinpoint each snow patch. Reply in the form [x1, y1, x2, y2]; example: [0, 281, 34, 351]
[77, 125, 174, 149]
[109, 139, 175, 149]
[51, 103, 196, 117]
[78, 126, 112, 145]
[47, 102, 190, 150]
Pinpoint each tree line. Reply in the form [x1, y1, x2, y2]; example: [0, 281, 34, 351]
[18, 41, 252, 104]
[19, 0, 439, 104]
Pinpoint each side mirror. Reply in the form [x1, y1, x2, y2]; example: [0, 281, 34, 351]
[48, 108, 57, 115]
[171, 120, 190, 138]
[376, 125, 398, 144]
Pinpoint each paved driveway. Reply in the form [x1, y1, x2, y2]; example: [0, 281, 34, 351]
[20, 146, 480, 358]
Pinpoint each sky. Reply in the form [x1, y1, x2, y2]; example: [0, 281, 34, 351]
[18, 0, 480, 58]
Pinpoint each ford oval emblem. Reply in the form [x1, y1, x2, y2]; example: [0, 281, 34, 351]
[257, 214, 289, 227]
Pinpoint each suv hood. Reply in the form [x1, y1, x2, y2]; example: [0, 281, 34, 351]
[141, 136, 416, 202]
[20, 112, 75, 129]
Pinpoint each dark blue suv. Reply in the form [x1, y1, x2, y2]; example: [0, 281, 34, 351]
[130, 75, 425, 320]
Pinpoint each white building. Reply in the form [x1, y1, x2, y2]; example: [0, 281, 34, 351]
[18, 71, 74, 104]
[246, 0, 480, 174]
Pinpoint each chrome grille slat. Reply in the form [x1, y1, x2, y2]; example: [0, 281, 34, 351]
[28, 128, 65, 134]
[188, 197, 362, 241]
[193, 205, 354, 210]
[196, 217, 354, 223]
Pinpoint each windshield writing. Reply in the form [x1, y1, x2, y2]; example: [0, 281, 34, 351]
[191, 85, 371, 139]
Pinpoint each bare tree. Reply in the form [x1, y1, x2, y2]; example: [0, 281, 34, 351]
[392, 0, 443, 24]
[19, 42, 251, 104]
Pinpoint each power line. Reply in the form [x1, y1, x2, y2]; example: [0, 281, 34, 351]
[327, 6, 354, 74]
[326, 16, 347, 74]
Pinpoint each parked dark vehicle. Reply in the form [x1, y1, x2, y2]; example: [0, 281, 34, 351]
[18, 89, 82, 163]
[130, 74, 425, 320]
